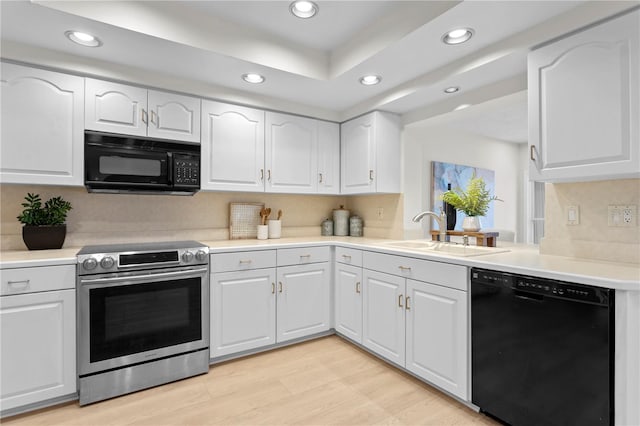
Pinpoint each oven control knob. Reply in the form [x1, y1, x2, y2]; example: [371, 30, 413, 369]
[100, 256, 115, 269]
[83, 258, 98, 271]
[182, 251, 194, 262]
[195, 250, 207, 262]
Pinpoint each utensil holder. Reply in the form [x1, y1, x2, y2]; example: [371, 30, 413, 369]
[268, 220, 281, 239]
[257, 225, 268, 240]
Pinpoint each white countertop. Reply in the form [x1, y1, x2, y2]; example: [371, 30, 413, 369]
[1, 237, 638, 291]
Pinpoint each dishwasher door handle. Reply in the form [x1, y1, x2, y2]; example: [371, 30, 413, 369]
[514, 290, 544, 302]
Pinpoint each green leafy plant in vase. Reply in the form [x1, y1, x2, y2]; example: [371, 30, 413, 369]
[440, 176, 501, 231]
[17, 193, 72, 250]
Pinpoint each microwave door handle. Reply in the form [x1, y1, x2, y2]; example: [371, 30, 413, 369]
[167, 152, 173, 185]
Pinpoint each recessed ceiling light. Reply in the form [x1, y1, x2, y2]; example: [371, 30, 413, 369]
[454, 104, 472, 111]
[442, 28, 474, 45]
[444, 86, 460, 94]
[242, 73, 265, 84]
[359, 75, 381, 86]
[65, 30, 102, 47]
[290, 1, 318, 18]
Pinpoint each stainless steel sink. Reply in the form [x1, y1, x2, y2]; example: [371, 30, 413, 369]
[382, 240, 509, 257]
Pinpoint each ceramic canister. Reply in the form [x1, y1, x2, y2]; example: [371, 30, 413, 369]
[333, 205, 350, 236]
[321, 218, 334, 236]
[349, 216, 363, 237]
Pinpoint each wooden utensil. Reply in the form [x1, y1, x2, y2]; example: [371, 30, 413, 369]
[277, 209, 282, 220]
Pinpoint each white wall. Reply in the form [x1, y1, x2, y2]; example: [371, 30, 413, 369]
[402, 124, 525, 242]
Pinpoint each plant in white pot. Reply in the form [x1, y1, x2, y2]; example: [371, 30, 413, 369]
[17, 193, 72, 250]
[440, 176, 501, 232]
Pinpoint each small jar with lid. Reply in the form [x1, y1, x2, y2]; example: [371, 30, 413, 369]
[321, 218, 334, 236]
[349, 215, 363, 237]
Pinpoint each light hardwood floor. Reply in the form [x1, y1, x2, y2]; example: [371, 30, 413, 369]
[4, 336, 498, 425]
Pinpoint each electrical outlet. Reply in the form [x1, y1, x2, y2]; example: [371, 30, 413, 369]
[376, 207, 384, 219]
[566, 205, 579, 225]
[608, 205, 637, 227]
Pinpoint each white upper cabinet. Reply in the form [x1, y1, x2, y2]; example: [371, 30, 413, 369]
[341, 111, 400, 194]
[528, 9, 639, 182]
[201, 101, 265, 192]
[265, 112, 318, 193]
[317, 121, 340, 194]
[1, 63, 84, 186]
[85, 79, 200, 143]
[147, 90, 201, 143]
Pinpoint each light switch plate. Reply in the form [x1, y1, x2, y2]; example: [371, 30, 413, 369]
[608, 205, 637, 227]
[566, 205, 579, 225]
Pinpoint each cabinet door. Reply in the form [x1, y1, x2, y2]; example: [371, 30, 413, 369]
[276, 263, 330, 343]
[405, 279, 468, 400]
[265, 112, 318, 193]
[334, 263, 363, 343]
[317, 121, 340, 194]
[341, 114, 376, 194]
[1, 63, 84, 186]
[211, 269, 276, 357]
[362, 269, 405, 367]
[201, 101, 265, 192]
[0, 289, 76, 412]
[148, 90, 201, 143]
[528, 10, 639, 182]
[85, 78, 147, 136]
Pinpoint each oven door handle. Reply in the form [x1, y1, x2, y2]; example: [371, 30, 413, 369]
[80, 267, 209, 285]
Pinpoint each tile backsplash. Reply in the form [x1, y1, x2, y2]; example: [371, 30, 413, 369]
[541, 178, 640, 264]
[0, 185, 354, 250]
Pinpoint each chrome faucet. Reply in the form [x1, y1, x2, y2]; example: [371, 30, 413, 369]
[412, 210, 447, 242]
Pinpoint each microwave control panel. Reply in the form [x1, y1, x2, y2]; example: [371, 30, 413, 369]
[173, 154, 200, 186]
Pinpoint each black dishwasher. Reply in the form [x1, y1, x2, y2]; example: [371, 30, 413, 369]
[471, 268, 614, 426]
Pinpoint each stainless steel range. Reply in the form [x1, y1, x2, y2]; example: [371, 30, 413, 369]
[76, 241, 210, 405]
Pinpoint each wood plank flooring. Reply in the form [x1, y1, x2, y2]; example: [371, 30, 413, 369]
[4, 336, 498, 425]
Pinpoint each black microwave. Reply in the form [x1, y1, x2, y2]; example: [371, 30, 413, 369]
[84, 131, 200, 195]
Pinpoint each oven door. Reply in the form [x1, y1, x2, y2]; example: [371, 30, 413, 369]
[85, 142, 171, 190]
[78, 265, 209, 376]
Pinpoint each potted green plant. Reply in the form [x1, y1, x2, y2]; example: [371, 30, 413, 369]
[440, 176, 501, 231]
[17, 193, 72, 250]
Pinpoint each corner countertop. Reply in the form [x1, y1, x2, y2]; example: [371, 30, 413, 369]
[1, 237, 638, 291]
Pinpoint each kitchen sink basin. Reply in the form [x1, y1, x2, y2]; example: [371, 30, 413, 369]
[382, 240, 509, 257]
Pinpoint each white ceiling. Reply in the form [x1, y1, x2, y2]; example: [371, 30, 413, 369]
[0, 0, 635, 142]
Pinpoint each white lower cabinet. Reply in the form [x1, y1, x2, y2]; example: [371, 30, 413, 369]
[334, 263, 363, 343]
[0, 288, 76, 413]
[361, 251, 469, 400]
[211, 268, 276, 357]
[277, 263, 330, 343]
[405, 279, 468, 399]
[211, 248, 330, 359]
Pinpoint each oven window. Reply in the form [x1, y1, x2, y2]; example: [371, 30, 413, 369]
[99, 156, 161, 177]
[89, 277, 202, 362]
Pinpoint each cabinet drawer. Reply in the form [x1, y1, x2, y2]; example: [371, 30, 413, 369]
[277, 246, 330, 266]
[335, 247, 362, 267]
[363, 251, 467, 291]
[1, 265, 75, 296]
[211, 250, 276, 273]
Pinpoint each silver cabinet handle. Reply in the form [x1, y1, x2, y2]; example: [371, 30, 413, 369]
[530, 145, 536, 161]
[151, 110, 157, 125]
[300, 254, 311, 259]
[260, 169, 264, 181]
[319, 173, 323, 183]
[405, 296, 411, 310]
[398, 266, 411, 272]
[272, 282, 276, 294]
[239, 259, 252, 264]
[355, 282, 361, 294]
[342, 254, 352, 260]
[141, 108, 148, 125]
[278, 281, 283, 293]
[268, 169, 272, 181]
[7, 279, 30, 289]
[398, 294, 404, 308]
[369, 169, 374, 181]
